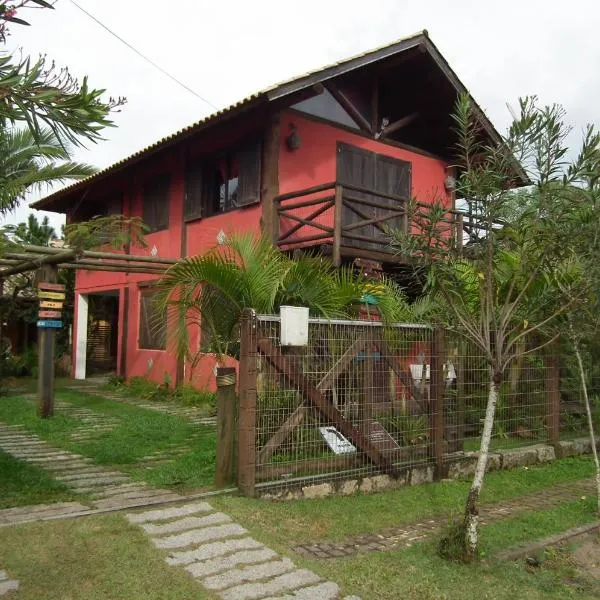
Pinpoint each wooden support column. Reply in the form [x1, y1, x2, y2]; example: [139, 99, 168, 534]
[119, 288, 129, 377]
[429, 327, 445, 479]
[261, 116, 280, 243]
[333, 184, 343, 267]
[215, 366, 237, 487]
[38, 264, 59, 418]
[546, 350, 561, 443]
[237, 308, 258, 496]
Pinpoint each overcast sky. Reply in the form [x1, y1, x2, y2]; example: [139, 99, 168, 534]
[2, 0, 599, 232]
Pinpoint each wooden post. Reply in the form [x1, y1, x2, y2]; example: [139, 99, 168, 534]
[38, 264, 59, 418]
[260, 116, 280, 243]
[429, 327, 445, 479]
[237, 308, 258, 496]
[546, 351, 561, 443]
[333, 183, 343, 267]
[456, 213, 464, 254]
[215, 366, 237, 488]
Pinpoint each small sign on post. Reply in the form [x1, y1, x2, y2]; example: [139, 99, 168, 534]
[38, 291, 66, 300]
[37, 320, 63, 328]
[37, 282, 66, 292]
[39, 301, 63, 310]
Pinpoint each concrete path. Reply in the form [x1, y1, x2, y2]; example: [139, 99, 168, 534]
[0, 422, 184, 516]
[126, 501, 360, 600]
[0, 569, 19, 596]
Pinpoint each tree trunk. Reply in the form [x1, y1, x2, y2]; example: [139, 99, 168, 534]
[463, 368, 500, 559]
[573, 341, 600, 516]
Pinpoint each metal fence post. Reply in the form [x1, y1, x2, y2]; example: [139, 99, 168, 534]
[237, 308, 258, 496]
[430, 327, 445, 480]
[215, 366, 237, 488]
[546, 350, 561, 443]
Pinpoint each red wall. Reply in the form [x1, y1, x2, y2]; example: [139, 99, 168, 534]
[71, 110, 450, 391]
[277, 111, 451, 245]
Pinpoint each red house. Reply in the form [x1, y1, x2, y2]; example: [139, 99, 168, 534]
[32, 31, 503, 389]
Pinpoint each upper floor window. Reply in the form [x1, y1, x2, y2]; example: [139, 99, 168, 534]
[142, 173, 170, 232]
[292, 89, 360, 130]
[184, 136, 262, 222]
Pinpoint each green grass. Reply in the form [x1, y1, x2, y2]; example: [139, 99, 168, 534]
[212, 456, 596, 542]
[0, 450, 77, 508]
[0, 514, 216, 599]
[0, 391, 216, 492]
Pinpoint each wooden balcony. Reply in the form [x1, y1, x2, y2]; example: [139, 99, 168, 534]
[273, 181, 470, 265]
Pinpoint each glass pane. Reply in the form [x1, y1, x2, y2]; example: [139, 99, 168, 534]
[293, 89, 359, 130]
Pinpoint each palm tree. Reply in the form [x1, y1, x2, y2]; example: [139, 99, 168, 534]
[158, 233, 413, 363]
[0, 127, 96, 214]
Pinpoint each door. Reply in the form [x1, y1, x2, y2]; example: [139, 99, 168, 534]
[336, 143, 411, 251]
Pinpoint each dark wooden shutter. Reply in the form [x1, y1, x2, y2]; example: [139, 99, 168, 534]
[142, 174, 170, 232]
[236, 137, 262, 206]
[106, 193, 123, 216]
[184, 161, 203, 222]
[337, 143, 411, 250]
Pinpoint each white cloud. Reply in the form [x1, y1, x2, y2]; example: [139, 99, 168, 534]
[2, 0, 599, 232]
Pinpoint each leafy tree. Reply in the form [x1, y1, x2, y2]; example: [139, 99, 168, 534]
[392, 95, 592, 560]
[0, 2, 126, 147]
[158, 233, 412, 366]
[4, 212, 54, 245]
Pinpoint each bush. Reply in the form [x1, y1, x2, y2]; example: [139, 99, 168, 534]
[172, 385, 216, 412]
[3, 346, 38, 377]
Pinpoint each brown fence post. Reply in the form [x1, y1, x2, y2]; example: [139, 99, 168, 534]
[430, 327, 445, 480]
[215, 366, 237, 488]
[333, 183, 343, 267]
[546, 350, 561, 443]
[237, 308, 258, 496]
[38, 264, 59, 418]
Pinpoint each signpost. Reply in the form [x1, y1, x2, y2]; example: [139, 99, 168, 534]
[37, 277, 64, 417]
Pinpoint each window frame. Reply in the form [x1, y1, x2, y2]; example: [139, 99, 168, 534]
[142, 173, 171, 233]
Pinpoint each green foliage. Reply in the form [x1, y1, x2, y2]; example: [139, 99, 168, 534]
[0, 52, 126, 148]
[159, 233, 413, 361]
[377, 410, 429, 446]
[63, 215, 148, 251]
[0, 126, 96, 213]
[4, 213, 55, 245]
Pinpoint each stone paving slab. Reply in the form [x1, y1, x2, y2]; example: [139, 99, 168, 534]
[128, 500, 359, 600]
[142, 513, 231, 535]
[0, 579, 19, 596]
[185, 548, 278, 578]
[166, 538, 266, 566]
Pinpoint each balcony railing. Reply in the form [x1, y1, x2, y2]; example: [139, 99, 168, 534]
[273, 181, 480, 265]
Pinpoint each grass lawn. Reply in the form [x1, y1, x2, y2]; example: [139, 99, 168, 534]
[212, 455, 596, 542]
[0, 390, 216, 492]
[0, 450, 78, 508]
[0, 514, 216, 600]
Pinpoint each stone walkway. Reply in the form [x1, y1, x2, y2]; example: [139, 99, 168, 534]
[66, 384, 217, 426]
[0, 422, 184, 521]
[294, 478, 595, 559]
[126, 501, 360, 600]
[0, 570, 19, 596]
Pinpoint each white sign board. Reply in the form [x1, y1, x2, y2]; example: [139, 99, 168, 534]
[280, 305, 309, 346]
[409, 362, 457, 383]
[319, 426, 357, 454]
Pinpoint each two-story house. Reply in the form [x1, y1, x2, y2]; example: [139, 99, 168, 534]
[32, 31, 505, 389]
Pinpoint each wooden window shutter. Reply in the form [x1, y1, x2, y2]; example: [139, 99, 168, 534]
[106, 193, 123, 216]
[237, 137, 262, 206]
[142, 174, 170, 232]
[184, 161, 203, 222]
[375, 155, 411, 199]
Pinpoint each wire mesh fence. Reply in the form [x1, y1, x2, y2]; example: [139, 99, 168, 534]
[236, 311, 564, 494]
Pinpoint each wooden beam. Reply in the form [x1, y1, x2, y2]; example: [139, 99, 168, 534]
[380, 112, 419, 138]
[260, 115, 281, 243]
[278, 194, 335, 212]
[317, 335, 369, 392]
[333, 184, 343, 267]
[257, 405, 307, 464]
[37, 264, 58, 418]
[276, 232, 332, 247]
[279, 205, 335, 241]
[274, 181, 335, 203]
[371, 77, 379, 135]
[257, 337, 398, 477]
[326, 83, 372, 134]
[120, 287, 129, 377]
[0, 249, 77, 277]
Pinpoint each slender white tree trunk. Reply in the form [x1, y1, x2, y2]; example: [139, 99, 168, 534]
[464, 368, 500, 558]
[573, 342, 600, 516]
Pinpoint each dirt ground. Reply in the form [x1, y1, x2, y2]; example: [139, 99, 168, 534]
[572, 535, 600, 579]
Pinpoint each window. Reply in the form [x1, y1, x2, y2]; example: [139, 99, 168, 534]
[142, 173, 170, 231]
[184, 137, 262, 221]
[292, 89, 360, 130]
[73, 193, 122, 222]
[138, 289, 166, 350]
